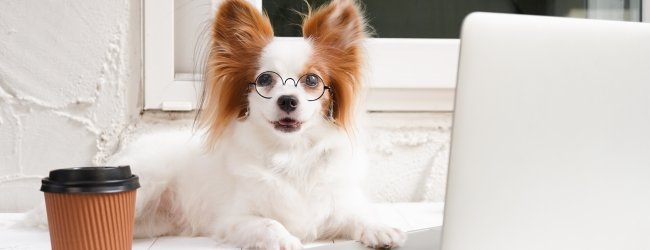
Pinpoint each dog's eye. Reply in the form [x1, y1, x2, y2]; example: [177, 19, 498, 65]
[257, 73, 273, 87]
[304, 74, 319, 88]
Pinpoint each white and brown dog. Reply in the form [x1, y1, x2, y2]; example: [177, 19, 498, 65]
[110, 0, 406, 249]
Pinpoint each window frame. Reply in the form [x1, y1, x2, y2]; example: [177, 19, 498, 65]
[142, 0, 648, 112]
[142, 0, 458, 112]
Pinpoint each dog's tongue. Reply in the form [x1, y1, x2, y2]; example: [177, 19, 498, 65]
[278, 118, 299, 126]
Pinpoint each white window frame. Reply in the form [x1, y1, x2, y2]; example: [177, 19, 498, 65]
[143, 0, 457, 112]
[143, 0, 648, 112]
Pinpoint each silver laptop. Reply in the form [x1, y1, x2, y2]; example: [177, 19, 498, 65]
[315, 12, 650, 250]
[443, 13, 650, 250]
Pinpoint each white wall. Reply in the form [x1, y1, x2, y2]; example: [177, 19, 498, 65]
[0, 0, 141, 212]
[0, 0, 451, 212]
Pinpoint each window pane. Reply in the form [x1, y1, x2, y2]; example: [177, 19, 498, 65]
[263, 0, 642, 38]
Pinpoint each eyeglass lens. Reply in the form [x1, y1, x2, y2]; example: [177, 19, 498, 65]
[254, 72, 326, 101]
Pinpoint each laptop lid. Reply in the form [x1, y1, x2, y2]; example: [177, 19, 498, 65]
[443, 13, 650, 250]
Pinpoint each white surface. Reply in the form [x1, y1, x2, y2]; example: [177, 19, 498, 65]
[445, 13, 650, 250]
[0, 0, 141, 211]
[0, 203, 443, 250]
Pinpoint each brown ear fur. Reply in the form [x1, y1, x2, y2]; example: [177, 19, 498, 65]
[302, 0, 367, 132]
[198, 0, 273, 148]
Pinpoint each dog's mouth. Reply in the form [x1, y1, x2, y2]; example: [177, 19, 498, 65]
[272, 118, 301, 133]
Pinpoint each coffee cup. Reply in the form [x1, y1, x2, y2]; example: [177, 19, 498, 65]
[41, 166, 140, 250]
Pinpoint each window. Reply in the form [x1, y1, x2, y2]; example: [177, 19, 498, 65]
[143, 0, 648, 111]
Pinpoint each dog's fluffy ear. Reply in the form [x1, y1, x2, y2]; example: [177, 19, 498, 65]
[200, 0, 273, 148]
[302, 0, 367, 132]
[303, 0, 366, 51]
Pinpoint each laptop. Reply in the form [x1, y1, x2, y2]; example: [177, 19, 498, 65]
[443, 13, 650, 250]
[314, 12, 650, 250]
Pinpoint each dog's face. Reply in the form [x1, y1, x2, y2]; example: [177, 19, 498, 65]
[198, 0, 366, 145]
[247, 39, 325, 135]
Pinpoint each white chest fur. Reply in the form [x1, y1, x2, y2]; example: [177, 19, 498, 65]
[216, 124, 357, 240]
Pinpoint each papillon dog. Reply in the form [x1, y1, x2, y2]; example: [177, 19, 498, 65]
[44, 0, 407, 249]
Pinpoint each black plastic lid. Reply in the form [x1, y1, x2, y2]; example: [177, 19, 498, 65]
[40, 166, 140, 194]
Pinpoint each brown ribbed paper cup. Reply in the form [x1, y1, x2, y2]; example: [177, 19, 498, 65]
[41, 166, 140, 250]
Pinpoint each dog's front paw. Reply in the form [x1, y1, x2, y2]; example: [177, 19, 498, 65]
[238, 220, 303, 250]
[358, 225, 406, 249]
[213, 217, 303, 250]
[276, 235, 303, 250]
[250, 233, 302, 250]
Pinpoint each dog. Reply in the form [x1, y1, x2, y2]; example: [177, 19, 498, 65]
[83, 0, 406, 249]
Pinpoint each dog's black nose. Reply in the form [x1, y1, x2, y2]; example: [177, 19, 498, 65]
[277, 95, 298, 113]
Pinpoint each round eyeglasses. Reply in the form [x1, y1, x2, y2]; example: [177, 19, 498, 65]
[249, 71, 331, 101]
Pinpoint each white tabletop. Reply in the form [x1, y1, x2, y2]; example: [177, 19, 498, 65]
[0, 202, 443, 250]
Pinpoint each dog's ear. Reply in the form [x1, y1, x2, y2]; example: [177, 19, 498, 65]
[212, 0, 273, 50]
[200, 0, 273, 148]
[302, 0, 367, 132]
[303, 0, 366, 51]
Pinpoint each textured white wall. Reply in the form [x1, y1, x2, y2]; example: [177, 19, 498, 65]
[365, 113, 451, 203]
[0, 0, 452, 212]
[0, 0, 141, 212]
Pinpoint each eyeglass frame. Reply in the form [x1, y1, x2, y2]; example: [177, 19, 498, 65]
[248, 71, 332, 102]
